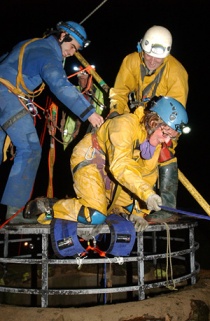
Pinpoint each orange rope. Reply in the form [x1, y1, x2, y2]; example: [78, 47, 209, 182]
[67, 65, 95, 79]
[47, 101, 58, 198]
[0, 207, 24, 229]
[81, 75, 93, 94]
[80, 244, 106, 258]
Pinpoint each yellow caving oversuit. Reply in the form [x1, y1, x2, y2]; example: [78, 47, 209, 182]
[109, 52, 188, 114]
[50, 107, 161, 224]
[108, 51, 188, 221]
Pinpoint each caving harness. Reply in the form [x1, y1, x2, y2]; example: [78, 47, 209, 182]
[129, 61, 166, 110]
[50, 131, 138, 259]
[0, 38, 45, 115]
[0, 38, 45, 158]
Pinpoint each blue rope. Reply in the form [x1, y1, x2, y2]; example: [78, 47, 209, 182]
[161, 206, 210, 221]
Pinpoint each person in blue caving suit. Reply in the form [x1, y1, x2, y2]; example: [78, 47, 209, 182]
[0, 20, 104, 224]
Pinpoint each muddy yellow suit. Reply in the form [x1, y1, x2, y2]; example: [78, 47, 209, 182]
[109, 52, 188, 114]
[53, 107, 161, 223]
[107, 51, 188, 216]
[109, 51, 188, 161]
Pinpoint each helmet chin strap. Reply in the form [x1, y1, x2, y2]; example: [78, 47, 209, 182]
[60, 34, 72, 45]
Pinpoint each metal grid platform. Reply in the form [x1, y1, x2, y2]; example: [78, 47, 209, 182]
[0, 220, 200, 307]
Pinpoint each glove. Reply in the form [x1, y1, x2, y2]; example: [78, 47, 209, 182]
[129, 214, 149, 232]
[77, 224, 103, 241]
[146, 194, 162, 211]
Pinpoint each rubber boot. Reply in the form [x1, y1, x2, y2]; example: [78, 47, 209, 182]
[24, 197, 58, 219]
[6, 206, 38, 224]
[146, 162, 180, 223]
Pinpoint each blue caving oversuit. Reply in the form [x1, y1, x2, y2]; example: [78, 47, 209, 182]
[0, 35, 95, 208]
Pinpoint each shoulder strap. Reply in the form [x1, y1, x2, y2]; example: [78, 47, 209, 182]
[141, 64, 166, 99]
[16, 38, 45, 98]
[0, 38, 46, 98]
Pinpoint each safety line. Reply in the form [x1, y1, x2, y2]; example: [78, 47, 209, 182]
[160, 205, 210, 221]
[80, 0, 109, 24]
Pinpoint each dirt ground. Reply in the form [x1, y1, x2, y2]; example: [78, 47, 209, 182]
[1, 269, 210, 321]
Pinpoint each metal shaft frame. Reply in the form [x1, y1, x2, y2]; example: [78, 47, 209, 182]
[0, 221, 199, 308]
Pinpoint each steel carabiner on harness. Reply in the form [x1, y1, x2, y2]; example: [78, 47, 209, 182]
[18, 95, 38, 117]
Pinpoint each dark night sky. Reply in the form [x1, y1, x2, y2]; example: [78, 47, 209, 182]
[1, 0, 210, 213]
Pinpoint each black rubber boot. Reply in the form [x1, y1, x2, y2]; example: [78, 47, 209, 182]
[146, 162, 180, 223]
[23, 197, 58, 219]
[6, 206, 38, 224]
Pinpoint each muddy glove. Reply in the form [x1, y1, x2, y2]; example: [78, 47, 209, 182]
[77, 225, 104, 241]
[146, 194, 162, 211]
[129, 214, 149, 232]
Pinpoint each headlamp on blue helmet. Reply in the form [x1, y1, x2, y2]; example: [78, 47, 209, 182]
[56, 21, 90, 50]
[149, 96, 188, 134]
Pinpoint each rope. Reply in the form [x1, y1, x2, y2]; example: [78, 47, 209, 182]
[75, 256, 87, 270]
[47, 102, 58, 198]
[178, 169, 210, 216]
[163, 223, 177, 291]
[161, 205, 210, 221]
[113, 257, 124, 265]
[0, 207, 24, 229]
[16, 38, 45, 98]
[75, 52, 109, 92]
[79, 0, 109, 24]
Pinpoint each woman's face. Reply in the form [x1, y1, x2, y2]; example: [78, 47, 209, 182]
[149, 125, 178, 146]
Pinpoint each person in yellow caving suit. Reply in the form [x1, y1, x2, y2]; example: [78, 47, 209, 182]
[24, 96, 189, 230]
[108, 25, 189, 222]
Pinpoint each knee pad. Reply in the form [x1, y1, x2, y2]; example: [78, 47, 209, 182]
[124, 203, 133, 213]
[78, 207, 106, 225]
[105, 214, 136, 256]
[90, 211, 106, 224]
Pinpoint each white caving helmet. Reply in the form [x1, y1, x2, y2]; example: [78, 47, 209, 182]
[140, 26, 172, 58]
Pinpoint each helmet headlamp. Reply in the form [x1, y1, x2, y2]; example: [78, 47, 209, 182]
[150, 44, 171, 56]
[176, 123, 191, 134]
[56, 21, 90, 49]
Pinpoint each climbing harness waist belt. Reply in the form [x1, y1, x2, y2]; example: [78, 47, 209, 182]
[0, 108, 29, 131]
[72, 133, 105, 175]
[72, 160, 92, 174]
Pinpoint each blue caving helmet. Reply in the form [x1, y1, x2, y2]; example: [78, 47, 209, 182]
[149, 96, 188, 133]
[56, 21, 90, 50]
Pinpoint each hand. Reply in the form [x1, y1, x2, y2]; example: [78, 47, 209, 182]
[77, 224, 103, 241]
[146, 194, 162, 211]
[129, 214, 149, 232]
[88, 112, 104, 128]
